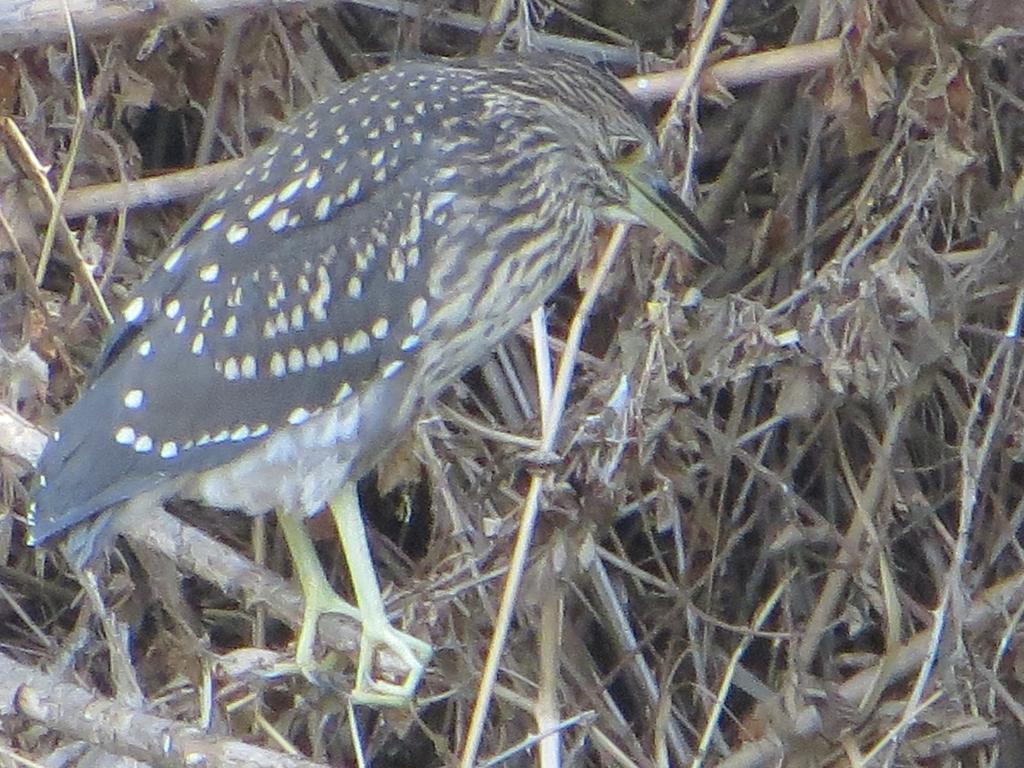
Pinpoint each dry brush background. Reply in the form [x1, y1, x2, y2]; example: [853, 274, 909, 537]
[2, 0, 1024, 766]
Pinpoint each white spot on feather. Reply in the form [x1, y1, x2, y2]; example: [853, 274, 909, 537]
[288, 407, 310, 425]
[248, 193, 275, 220]
[343, 330, 369, 354]
[226, 223, 249, 244]
[163, 247, 185, 272]
[199, 263, 220, 282]
[201, 210, 225, 230]
[270, 351, 287, 377]
[123, 296, 145, 323]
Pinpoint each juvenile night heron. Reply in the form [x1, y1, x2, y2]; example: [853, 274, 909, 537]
[29, 51, 721, 705]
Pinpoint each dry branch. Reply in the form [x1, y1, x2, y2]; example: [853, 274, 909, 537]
[1, 652, 327, 768]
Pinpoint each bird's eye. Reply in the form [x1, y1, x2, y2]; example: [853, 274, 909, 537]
[611, 136, 645, 165]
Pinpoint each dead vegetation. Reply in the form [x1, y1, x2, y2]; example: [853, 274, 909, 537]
[2, 0, 1024, 766]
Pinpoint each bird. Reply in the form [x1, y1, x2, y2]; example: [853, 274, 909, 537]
[28, 50, 722, 706]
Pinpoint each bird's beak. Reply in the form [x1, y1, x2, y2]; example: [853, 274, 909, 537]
[620, 165, 724, 266]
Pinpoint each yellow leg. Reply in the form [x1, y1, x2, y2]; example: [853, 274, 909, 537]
[278, 513, 361, 669]
[329, 483, 432, 706]
[278, 484, 431, 706]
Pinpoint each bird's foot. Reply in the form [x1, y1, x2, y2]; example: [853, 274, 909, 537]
[351, 615, 432, 707]
[290, 587, 431, 705]
[292, 587, 360, 676]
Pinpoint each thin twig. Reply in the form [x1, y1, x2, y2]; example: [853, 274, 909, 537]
[1, 118, 112, 325]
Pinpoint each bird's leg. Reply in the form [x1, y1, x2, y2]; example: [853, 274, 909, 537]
[329, 482, 432, 706]
[278, 513, 361, 670]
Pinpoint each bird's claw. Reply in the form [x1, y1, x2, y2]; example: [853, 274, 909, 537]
[351, 622, 432, 706]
